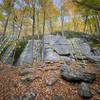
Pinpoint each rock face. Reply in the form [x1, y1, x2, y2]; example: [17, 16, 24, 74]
[17, 35, 92, 64]
[18, 40, 33, 65]
[17, 40, 41, 65]
[82, 48, 100, 62]
[0, 35, 17, 64]
[1, 43, 16, 64]
[60, 65, 96, 83]
[79, 82, 92, 98]
[85, 54, 100, 62]
[43, 35, 91, 62]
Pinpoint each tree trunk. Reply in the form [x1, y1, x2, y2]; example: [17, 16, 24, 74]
[3, 15, 10, 36]
[18, 14, 24, 38]
[12, 0, 15, 35]
[42, 10, 46, 61]
[32, 1, 35, 62]
[93, 15, 100, 36]
[95, 15, 100, 37]
[83, 15, 88, 33]
[12, 18, 15, 35]
[61, 2, 64, 37]
[36, 8, 41, 62]
[49, 17, 53, 34]
[3, 0, 14, 36]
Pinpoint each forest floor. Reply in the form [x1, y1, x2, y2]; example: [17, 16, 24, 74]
[0, 61, 100, 100]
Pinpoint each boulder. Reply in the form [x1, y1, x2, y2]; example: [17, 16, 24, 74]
[60, 65, 96, 83]
[79, 82, 92, 98]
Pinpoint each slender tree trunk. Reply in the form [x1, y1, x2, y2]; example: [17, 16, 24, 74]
[49, 17, 53, 34]
[95, 15, 100, 37]
[42, 10, 46, 61]
[13, 18, 15, 35]
[89, 24, 92, 34]
[12, 0, 15, 35]
[12, 11, 16, 35]
[18, 14, 24, 38]
[72, 16, 78, 32]
[3, 15, 10, 36]
[37, 8, 41, 62]
[37, 10, 40, 39]
[32, 1, 35, 62]
[83, 15, 88, 33]
[3, 0, 14, 36]
[93, 16, 100, 36]
[61, 2, 64, 37]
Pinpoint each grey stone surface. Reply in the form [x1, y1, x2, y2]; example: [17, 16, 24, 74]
[18, 40, 33, 65]
[15, 91, 37, 100]
[43, 36, 92, 61]
[44, 35, 69, 45]
[60, 64, 96, 83]
[52, 44, 70, 55]
[45, 76, 58, 86]
[96, 88, 100, 94]
[52, 94, 61, 100]
[60, 56, 74, 62]
[85, 54, 100, 62]
[69, 38, 91, 59]
[1, 43, 16, 64]
[79, 82, 92, 98]
[44, 48, 60, 61]
[21, 75, 35, 84]
[19, 68, 33, 76]
[17, 35, 95, 63]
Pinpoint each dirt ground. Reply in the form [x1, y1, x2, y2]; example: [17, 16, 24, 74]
[0, 61, 100, 100]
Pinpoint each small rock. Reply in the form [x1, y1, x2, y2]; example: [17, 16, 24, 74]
[15, 91, 37, 100]
[45, 74, 58, 86]
[79, 82, 92, 98]
[21, 75, 35, 84]
[19, 68, 33, 76]
[52, 94, 61, 100]
[96, 88, 100, 94]
[45, 77, 58, 86]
